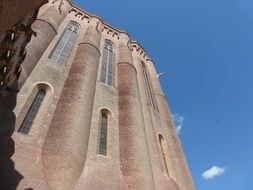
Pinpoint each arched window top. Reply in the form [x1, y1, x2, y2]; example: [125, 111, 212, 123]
[101, 112, 108, 120]
[104, 40, 113, 49]
[159, 134, 164, 143]
[35, 82, 53, 93]
[38, 88, 46, 94]
[67, 21, 80, 33]
[100, 108, 111, 115]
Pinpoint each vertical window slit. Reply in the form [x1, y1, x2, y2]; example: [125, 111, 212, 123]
[99, 113, 108, 155]
[142, 62, 157, 109]
[18, 89, 46, 134]
[159, 134, 170, 175]
[101, 41, 113, 86]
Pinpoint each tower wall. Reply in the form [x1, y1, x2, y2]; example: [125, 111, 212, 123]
[3, 2, 195, 190]
[117, 33, 155, 190]
[132, 47, 180, 190]
[146, 59, 195, 190]
[9, 10, 87, 190]
[42, 17, 103, 190]
[74, 30, 128, 190]
[18, 0, 71, 89]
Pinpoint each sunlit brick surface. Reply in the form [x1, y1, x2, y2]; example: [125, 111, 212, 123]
[1, 1, 195, 189]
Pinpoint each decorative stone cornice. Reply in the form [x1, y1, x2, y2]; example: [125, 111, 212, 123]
[68, 4, 152, 60]
[146, 57, 156, 66]
[131, 41, 149, 60]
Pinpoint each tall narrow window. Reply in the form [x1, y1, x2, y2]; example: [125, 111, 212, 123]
[98, 112, 108, 155]
[49, 21, 80, 65]
[142, 62, 157, 109]
[18, 89, 46, 134]
[159, 134, 170, 175]
[100, 41, 113, 86]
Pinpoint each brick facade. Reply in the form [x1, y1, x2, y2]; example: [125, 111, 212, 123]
[0, 0, 195, 189]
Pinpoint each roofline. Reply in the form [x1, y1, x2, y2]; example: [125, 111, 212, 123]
[69, 2, 152, 60]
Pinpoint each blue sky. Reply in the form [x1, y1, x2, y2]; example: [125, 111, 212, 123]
[75, 0, 253, 189]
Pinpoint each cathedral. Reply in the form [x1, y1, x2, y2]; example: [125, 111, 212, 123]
[0, 0, 195, 189]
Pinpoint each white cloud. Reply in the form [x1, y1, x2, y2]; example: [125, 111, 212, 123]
[176, 124, 182, 134]
[202, 166, 225, 180]
[172, 113, 184, 134]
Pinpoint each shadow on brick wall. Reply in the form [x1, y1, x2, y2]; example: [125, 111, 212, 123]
[0, 8, 40, 189]
[0, 81, 23, 190]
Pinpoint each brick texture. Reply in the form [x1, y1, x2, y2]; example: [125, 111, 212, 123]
[0, 2, 195, 190]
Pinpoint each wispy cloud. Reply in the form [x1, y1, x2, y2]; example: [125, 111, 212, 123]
[172, 113, 184, 134]
[202, 166, 225, 180]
